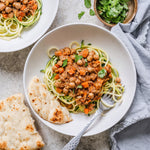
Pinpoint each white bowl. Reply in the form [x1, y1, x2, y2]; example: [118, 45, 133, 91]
[0, 0, 59, 52]
[23, 23, 136, 136]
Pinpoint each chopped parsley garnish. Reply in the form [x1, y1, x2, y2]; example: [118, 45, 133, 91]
[89, 9, 95, 16]
[78, 11, 85, 19]
[62, 59, 68, 67]
[75, 55, 83, 62]
[77, 85, 83, 89]
[98, 69, 107, 78]
[97, 0, 129, 24]
[84, 0, 91, 8]
[85, 58, 88, 67]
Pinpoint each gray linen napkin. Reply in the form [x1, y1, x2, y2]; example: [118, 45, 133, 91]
[110, 0, 150, 150]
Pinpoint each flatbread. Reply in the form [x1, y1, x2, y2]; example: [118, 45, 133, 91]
[28, 76, 72, 124]
[0, 93, 44, 150]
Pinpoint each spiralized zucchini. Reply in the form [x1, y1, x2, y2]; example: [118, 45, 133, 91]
[42, 41, 125, 114]
[0, 0, 42, 40]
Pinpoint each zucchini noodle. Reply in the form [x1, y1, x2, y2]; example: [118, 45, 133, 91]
[42, 41, 125, 114]
[0, 0, 42, 40]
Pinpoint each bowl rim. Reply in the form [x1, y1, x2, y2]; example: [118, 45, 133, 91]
[0, 0, 59, 53]
[23, 23, 137, 136]
[94, 0, 138, 27]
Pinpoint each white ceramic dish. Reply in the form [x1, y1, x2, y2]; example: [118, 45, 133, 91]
[0, 0, 59, 52]
[23, 23, 136, 136]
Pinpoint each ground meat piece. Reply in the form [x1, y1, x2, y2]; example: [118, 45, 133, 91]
[75, 79, 81, 85]
[90, 73, 97, 81]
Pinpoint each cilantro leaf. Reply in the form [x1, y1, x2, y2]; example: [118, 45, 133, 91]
[87, 43, 92, 45]
[78, 11, 85, 19]
[89, 9, 95, 16]
[77, 85, 83, 89]
[84, 0, 91, 8]
[75, 55, 83, 62]
[62, 59, 68, 67]
[98, 69, 107, 78]
[97, 0, 129, 24]
[85, 59, 88, 67]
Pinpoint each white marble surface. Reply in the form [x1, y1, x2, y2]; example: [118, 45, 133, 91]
[0, 0, 110, 149]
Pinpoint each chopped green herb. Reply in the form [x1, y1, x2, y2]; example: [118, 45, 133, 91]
[40, 69, 45, 73]
[85, 62, 88, 67]
[62, 59, 68, 67]
[97, 0, 129, 24]
[78, 11, 85, 19]
[84, 0, 91, 8]
[51, 73, 57, 79]
[87, 43, 92, 45]
[89, 9, 95, 16]
[98, 69, 107, 78]
[77, 85, 83, 89]
[73, 89, 75, 94]
[81, 40, 84, 48]
[85, 59, 88, 67]
[75, 55, 83, 62]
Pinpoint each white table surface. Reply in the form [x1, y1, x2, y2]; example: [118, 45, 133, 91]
[0, 0, 110, 149]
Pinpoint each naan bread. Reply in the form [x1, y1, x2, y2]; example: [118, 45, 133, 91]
[28, 76, 72, 124]
[0, 93, 44, 150]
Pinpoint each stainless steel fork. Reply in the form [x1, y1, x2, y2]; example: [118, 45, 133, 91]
[62, 95, 113, 150]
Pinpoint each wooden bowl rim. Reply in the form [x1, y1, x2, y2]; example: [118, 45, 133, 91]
[94, 0, 138, 27]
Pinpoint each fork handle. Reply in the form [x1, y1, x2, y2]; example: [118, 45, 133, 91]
[62, 110, 103, 150]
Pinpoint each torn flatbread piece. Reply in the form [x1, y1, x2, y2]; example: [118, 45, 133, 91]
[28, 76, 72, 124]
[0, 93, 44, 150]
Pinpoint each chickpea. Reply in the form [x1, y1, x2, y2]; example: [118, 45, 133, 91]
[57, 61, 63, 66]
[89, 51, 95, 56]
[63, 88, 68, 95]
[5, 6, 12, 13]
[93, 54, 99, 60]
[0, 3, 6, 11]
[70, 55, 75, 60]
[90, 73, 97, 81]
[8, 0, 14, 3]
[52, 65, 58, 72]
[70, 77, 76, 82]
[64, 47, 70, 55]
[54, 81, 61, 88]
[13, 2, 22, 10]
[77, 60, 83, 66]
[75, 79, 81, 85]
[61, 72, 67, 78]
[87, 66, 94, 72]
[23, 0, 28, 4]
[88, 93, 94, 99]
[69, 82, 75, 88]
[87, 55, 93, 62]
[8, 12, 13, 18]
[71, 48, 76, 54]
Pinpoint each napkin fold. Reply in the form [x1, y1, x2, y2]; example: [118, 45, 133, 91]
[110, 0, 150, 150]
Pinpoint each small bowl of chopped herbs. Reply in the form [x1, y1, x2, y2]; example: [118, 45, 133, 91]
[94, 0, 138, 27]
